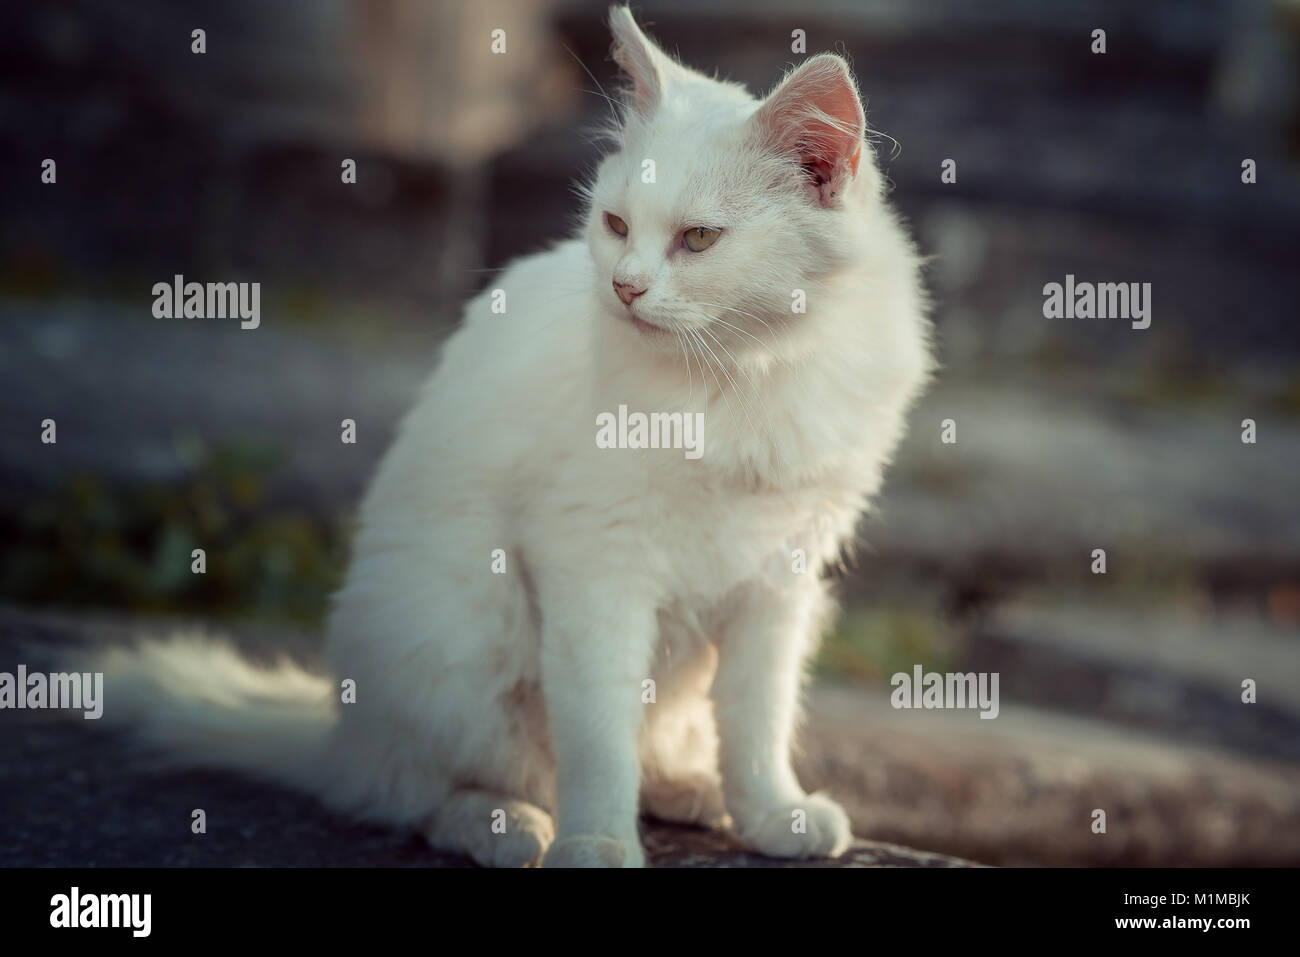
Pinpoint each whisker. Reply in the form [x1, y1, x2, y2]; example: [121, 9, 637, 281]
[674, 328, 695, 407]
[697, 324, 789, 485]
[693, 300, 799, 364]
[562, 42, 621, 128]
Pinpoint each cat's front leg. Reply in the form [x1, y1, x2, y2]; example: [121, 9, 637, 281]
[713, 577, 853, 859]
[538, 578, 658, 868]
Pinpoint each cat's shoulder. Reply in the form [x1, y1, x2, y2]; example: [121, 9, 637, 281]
[483, 239, 592, 297]
[457, 240, 591, 332]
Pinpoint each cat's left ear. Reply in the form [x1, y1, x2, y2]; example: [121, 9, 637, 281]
[609, 6, 675, 117]
[751, 54, 867, 206]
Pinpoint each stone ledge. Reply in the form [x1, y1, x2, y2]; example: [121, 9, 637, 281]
[645, 825, 977, 868]
[0, 608, 975, 868]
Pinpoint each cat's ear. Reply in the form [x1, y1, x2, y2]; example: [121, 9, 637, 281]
[751, 54, 866, 206]
[609, 6, 674, 117]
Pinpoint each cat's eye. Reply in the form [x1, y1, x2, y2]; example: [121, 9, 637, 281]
[683, 226, 721, 252]
[606, 213, 629, 237]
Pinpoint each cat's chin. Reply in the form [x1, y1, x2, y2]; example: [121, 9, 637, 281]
[626, 313, 670, 337]
[610, 306, 672, 340]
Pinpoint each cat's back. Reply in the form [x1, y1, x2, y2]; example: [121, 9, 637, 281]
[359, 239, 595, 516]
[436, 238, 595, 399]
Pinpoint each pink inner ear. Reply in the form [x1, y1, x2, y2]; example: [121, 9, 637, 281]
[628, 73, 657, 117]
[756, 57, 866, 201]
[610, 14, 664, 117]
[799, 140, 863, 195]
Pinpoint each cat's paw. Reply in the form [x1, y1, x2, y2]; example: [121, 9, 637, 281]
[480, 804, 556, 868]
[424, 796, 554, 868]
[542, 834, 645, 868]
[731, 791, 852, 859]
[641, 773, 730, 829]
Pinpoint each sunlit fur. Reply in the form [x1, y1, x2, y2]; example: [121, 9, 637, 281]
[83, 6, 933, 868]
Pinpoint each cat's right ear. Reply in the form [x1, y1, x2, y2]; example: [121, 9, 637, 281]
[609, 6, 672, 117]
[751, 54, 867, 207]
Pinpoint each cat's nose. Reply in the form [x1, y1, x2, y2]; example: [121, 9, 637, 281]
[613, 280, 646, 306]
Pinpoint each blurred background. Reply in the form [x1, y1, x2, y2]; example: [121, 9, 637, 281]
[1, 0, 1299, 866]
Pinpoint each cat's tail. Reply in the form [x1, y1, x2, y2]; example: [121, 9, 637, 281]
[81, 631, 337, 795]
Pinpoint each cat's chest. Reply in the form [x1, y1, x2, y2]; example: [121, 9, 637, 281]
[641, 476, 857, 598]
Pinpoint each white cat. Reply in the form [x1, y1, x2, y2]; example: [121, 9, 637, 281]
[92, 7, 932, 867]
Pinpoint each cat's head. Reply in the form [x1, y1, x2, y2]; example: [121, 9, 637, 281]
[585, 6, 879, 361]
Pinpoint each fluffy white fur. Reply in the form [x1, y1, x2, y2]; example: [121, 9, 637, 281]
[85, 7, 932, 868]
